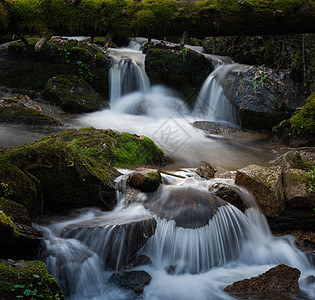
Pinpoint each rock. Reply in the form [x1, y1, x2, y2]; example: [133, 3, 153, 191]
[214, 166, 234, 179]
[224, 264, 301, 297]
[235, 165, 285, 217]
[211, 183, 246, 212]
[283, 169, 314, 209]
[145, 186, 228, 228]
[131, 255, 152, 268]
[0, 103, 61, 126]
[220, 64, 305, 131]
[43, 74, 106, 113]
[63, 216, 157, 270]
[193, 121, 241, 135]
[128, 168, 161, 193]
[1, 38, 110, 96]
[291, 230, 315, 249]
[196, 161, 215, 179]
[268, 151, 309, 170]
[0, 128, 165, 216]
[273, 92, 315, 146]
[0, 260, 64, 299]
[109, 271, 152, 295]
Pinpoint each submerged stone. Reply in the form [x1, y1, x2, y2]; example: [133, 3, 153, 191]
[109, 270, 152, 295]
[145, 186, 228, 228]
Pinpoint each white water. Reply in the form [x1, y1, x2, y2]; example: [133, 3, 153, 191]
[80, 47, 272, 168]
[38, 174, 315, 299]
[35, 42, 315, 299]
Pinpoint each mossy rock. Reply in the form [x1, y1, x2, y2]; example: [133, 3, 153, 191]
[8, 37, 109, 68]
[43, 74, 106, 113]
[0, 260, 64, 300]
[0, 158, 40, 218]
[1, 128, 165, 215]
[0, 103, 61, 126]
[127, 168, 161, 193]
[0, 210, 20, 238]
[273, 92, 315, 146]
[0, 197, 31, 225]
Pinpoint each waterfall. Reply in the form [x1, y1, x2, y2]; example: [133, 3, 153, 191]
[108, 48, 150, 106]
[193, 64, 241, 126]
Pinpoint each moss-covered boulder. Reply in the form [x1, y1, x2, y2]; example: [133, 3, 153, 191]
[127, 168, 161, 193]
[235, 165, 285, 217]
[0, 260, 64, 299]
[0, 101, 61, 126]
[272, 92, 315, 146]
[268, 151, 309, 170]
[0, 128, 165, 215]
[1, 38, 110, 96]
[43, 74, 106, 113]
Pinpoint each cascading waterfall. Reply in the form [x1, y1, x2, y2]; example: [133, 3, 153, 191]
[193, 63, 240, 125]
[37, 173, 315, 300]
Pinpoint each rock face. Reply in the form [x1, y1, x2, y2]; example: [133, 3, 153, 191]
[224, 264, 301, 296]
[235, 165, 285, 217]
[43, 74, 106, 113]
[145, 186, 228, 228]
[283, 169, 314, 209]
[109, 271, 152, 295]
[0, 260, 64, 299]
[196, 161, 215, 179]
[128, 168, 161, 193]
[268, 151, 308, 170]
[220, 64, 305, 130]
[63, 217, 157, 270]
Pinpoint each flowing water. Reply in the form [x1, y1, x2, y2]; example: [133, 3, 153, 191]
[37, 42, 315, 299]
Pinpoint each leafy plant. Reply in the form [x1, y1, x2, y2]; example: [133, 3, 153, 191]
[0, 181, 13, 197]
[180, 48, 190, 62]
[58, 48, 70, 64]
[307, 165, 315, 193]
[253, 70, 268, 92]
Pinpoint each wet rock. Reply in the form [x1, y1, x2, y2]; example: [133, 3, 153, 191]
[193, 121, 241, 135]
[196, 161, 215, 179]
[224, 264, 301, 297]
[220, 64, 305, 131]
[211, 183, 246, 212]
[128, 168, 161, 193]
[63, 216, 157, 270]
[109, 271, 152, 295]
[268, 151, 308, 170]
[214, 166, 234, 179]
[235, 165, 285, 217]
[283, 169, 314, 209]
[291, 230, 315, 249]
[131, 255, 152, 268]
[145, 186, 228, 228]
[43, 74, 106, 113]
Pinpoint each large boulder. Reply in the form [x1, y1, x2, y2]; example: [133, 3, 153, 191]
[128, 168, 161, 193]
[43, 74, 106, 113]
[109, 271, 152, 295]
[224, 264, 301, 297]
[220, 64, 305, 131]
[0, 260, 64, 299]
[0, 128, 165, 216]
[268, 151, 309, 170]
[145, 186, 228, 228]
[235, 165, 285, 217]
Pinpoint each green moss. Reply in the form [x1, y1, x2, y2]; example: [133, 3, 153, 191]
[0, 103, 61, 126]
[0, 260, 64, 299]
[0, 211, 20, 237]
[115, 132, 165, 168]
[0, 197, 31, 225]
[290, 92, 315, 136]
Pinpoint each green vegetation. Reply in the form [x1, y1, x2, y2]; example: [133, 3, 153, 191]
[290, 92, 315, 136]
[0, 210, 20, 237]
[0, 260, 64, 299]
[0, 0, 313, 38]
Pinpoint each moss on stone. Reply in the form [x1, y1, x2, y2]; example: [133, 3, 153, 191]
[0, 211, 20, 237]
[115, 132, 165, 168]
[43, 74, 106, 113]
[0, 260, 64, 299]
[0, 197, 31, 225]
[0, 103, 61, 126]
[290, 92, 315, 136]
